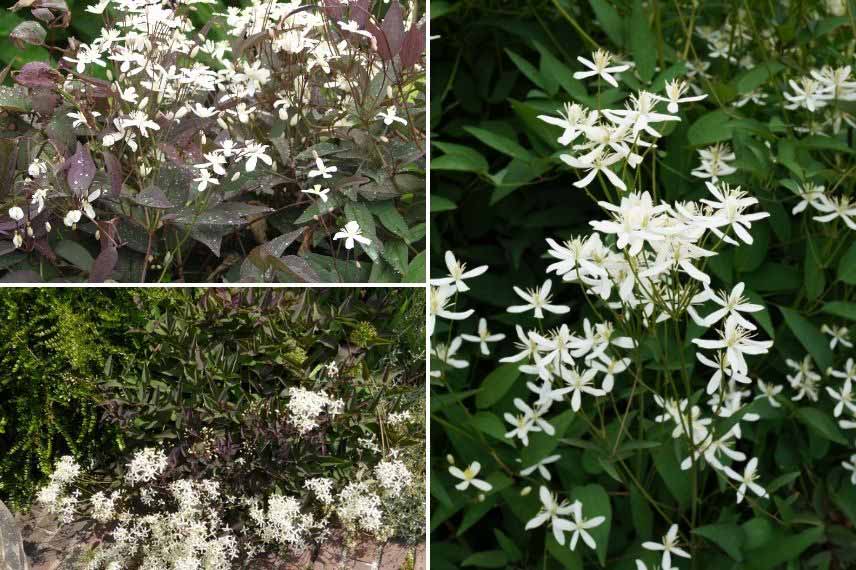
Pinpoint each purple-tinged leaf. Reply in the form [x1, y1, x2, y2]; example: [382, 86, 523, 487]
[399, 23, 425, 68]
[0, 270, 42, 282]
[376, 0, 404, 60]
[352, 0, 372, 28]
[67, 142, 96, 196]
[322, 0, 346, 21]
[30, 89, 60, 115]
[10, 21, 46, 49]
[103, 151, 123, 197]
[89, 218, 119, 282]
[15, 62, 61, 89]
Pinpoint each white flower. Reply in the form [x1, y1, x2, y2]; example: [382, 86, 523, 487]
[822, 324, 852, 350]
[428, 285, 474, 336]
[242, 141, 273, 172]
[565, 500, 606, 551]
[689, 282, 764, 330]
[693, 316, 773, 377]
[302, 184, 330, 202]
[755, 380, 783, 408]
[691, 143, 737, 182]
[561, 150, 627, 191]
[723, 457, 768, 503]
[193, 169, 218, 192]
[449, 461, 492, 492]
[376, 106, 408, 126]
[573, 49, 630, 88]
[658, 79, 707, 113]
[525, 487, 574, 545]
[843, 455, 856, 485]
[125, 448, 168, 486]
[561, 366, 604, 411]
[826, 379, 856, 417]
[460, 318, 505, 355]
[64, 209, 82, 227]
[813, 194, 856, 230]
[701, 182, 770, 245]
[791, 183, 827, 215]
[430, 250, 488, 292]
[333, 221, 372, 250]
[537, 102, 594, 146]
[642, 524, 691, 570]
[507, 280, 570, 319]
[520, 455, 561, 481]
[68, 110, 101, 128]
[12, 233, 23, 249]
[8, 206, 24, 221]
[432, 336, 469, 370]
[308, 152, 337, 179]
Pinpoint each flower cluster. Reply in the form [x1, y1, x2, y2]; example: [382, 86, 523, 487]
[285, 387, 345, 434]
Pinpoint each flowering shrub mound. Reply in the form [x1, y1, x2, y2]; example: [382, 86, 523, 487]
[431, 1, 856, 569]
[1, 288, 425, 566]
[0, 0, 425, 283]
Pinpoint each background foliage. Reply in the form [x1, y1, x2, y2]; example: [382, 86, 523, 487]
[431, 0, 856, 568]
[0, 287, 426, 544]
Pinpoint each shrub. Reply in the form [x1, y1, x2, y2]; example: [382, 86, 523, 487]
[0, 289, 142, 509]
[0, 0, 425, 283]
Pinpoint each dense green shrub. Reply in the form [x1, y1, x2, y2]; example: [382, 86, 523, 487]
[0, 289, 142, 508]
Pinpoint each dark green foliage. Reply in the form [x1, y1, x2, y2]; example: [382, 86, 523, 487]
[431, 0, 856, 568]
[0, 289, 143, 508]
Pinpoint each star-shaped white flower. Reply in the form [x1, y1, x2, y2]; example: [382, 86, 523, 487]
[449, 461, 492, 492]
[723, 457, 768, 504]
[376, 106, 408, 126]
[573, 49, 630, 88]
[460, 318, 505, 355]
[642, 524, 691, 570]
[507, 280, 570, 319]
[430, 251, 488, 292]
[302, 184, 330, 202]
[333, 221, 371, 250]
[308, 152, 338, 179]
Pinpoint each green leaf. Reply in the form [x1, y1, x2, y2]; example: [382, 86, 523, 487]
[735, 62, 784, 94]
[805, 237, 826, 301]
[822, 302, 856, 321]
[744, 526, 825, 570]
[432, 142, 489, 173]
[431, 195, 457, 212]
[653, 440, 691, 507]
[588, 0, 624, 47]
[796, 407, 848, 445]
[629, 485, 653, 539]
[694, 523, 745, 561]
[55, 241, 94, 273]
[505, 48, 546, 91]
[404, 250, 426, 282]
[688, 110, 734, 146]
[463, 126, 534, 162]
[461, 550, 508, 568]
[546, 533, 583, 569]
[779, 306, 833, 371]
[837, 242, 856, 283]
[476, 364, 520, 409]
[570, 484, 611, 565]
[629, 0, 656, 82]
[493, 529, 523, 562]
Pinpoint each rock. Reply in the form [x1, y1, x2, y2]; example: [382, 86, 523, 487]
[0, 500, 29, 570]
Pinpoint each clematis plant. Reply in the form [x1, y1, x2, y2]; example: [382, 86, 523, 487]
[0, 0, 425, 282]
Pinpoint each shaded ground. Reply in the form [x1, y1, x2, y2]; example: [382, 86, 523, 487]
[15, 507, 424, 570]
